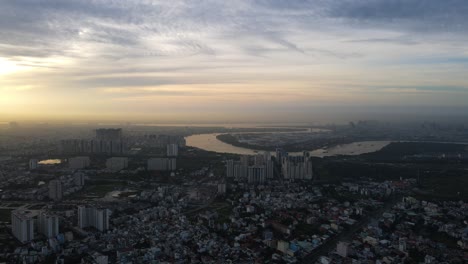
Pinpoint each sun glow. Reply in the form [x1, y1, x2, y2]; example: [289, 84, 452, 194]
[0, 93, 17, 107]
[0, 57, 22, 75]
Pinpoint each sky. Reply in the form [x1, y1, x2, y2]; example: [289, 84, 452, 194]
[1, 0, 468, 123]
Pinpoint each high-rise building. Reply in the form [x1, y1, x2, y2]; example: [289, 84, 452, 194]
[69, 156, 90, 169]
[48, 180, 63, 201]
[275, 148, 286, 165]
[38, 211, 59, 238]
[233, 164, 248, 180]
[78, 206, 110, 232]
[281, 152, 313, 180]
[11, 210, 35, 243]
[147, 158, 176, 171]
[166, 144, 179, 157]
[226, 154, 275, 183]
[29, 159, 38, 170]
[265, 160, 275, 179]
[304, 158, 313, 180]
[105, 157, 128, 171]
[248, 166, 266, 184]
[74, 172, 85, 186]
[168, 158, 177, 171]
[226, 156, 251, 180]
[226, 160, 235, 178]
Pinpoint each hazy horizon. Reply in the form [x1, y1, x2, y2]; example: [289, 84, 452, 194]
[2, 1, 468, 122]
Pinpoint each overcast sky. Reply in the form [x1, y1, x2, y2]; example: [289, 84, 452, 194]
[1, 0, 468, 123]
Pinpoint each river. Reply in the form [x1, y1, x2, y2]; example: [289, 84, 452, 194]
[185, 133, 391, 157]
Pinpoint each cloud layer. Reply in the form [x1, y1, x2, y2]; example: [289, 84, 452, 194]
[1, 0, 468, 122]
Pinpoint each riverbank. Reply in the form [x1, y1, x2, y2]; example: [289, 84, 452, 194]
[216, 133, 352, 152]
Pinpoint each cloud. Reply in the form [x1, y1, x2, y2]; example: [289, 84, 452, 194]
[328, 0, 468, 33]
[2, 0, 466, 63]
[0, 1, 345, 60]
[367, 85, 468, 93]
[1, 0, 468, 121]
[343, 37, 420, 46]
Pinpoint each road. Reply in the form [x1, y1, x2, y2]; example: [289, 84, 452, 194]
[300, 195, 402, 263]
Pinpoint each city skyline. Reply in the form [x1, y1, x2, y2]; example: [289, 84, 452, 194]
[1, 0, 468, 122]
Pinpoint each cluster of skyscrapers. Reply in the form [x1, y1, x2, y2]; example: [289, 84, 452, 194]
[61, 128, 126, 155]
[226, 149, 313, 183]
[226, 152, 275, 184]
[61, 128, 181, 172]
[11, 206, 110, 243]
[11, 210, 59, 243]
[281, 152, 314, 180]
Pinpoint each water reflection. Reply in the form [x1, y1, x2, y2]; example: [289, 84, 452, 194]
[38, 159, 62, 165]
[186, 133, 390, 157]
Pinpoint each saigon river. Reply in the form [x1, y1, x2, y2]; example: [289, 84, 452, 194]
[186, 133, 390, 157]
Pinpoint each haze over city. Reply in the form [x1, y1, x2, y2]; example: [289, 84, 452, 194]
[1, 0, 468, 123]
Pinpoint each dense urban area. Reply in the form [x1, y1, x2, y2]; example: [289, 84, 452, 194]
[0, 121, 467, 264]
